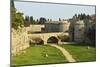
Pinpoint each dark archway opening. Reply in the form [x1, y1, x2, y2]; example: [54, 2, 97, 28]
[47, 36, 58, 44]
[30, 37, 44, 46]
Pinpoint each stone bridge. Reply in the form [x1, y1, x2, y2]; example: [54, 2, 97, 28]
[28, 32, 69, 44]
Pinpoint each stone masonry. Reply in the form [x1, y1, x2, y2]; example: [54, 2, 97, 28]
[11, 27, 29, 56]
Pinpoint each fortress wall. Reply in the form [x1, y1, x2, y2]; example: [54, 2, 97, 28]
[11, 27, 30, 56]
[74, 20, 85, 42]
[26, 25, 45, 33]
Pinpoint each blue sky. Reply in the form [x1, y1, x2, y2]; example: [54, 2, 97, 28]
[14, 1, 95, 20]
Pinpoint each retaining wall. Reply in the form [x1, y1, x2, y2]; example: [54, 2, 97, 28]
[11, 28, 29, 56]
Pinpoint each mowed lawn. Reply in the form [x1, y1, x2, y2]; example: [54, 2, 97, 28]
[12, 45, 67, 66]
[60, 44, 96, 62]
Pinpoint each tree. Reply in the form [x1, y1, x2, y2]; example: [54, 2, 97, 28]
[73, 14, 77, 19]
[39, 17, 47, 24]
[48, 19, 49, 21]
[59, 18, 61, 21]
[36, 19, 39, 22]
[24, 16, 30, 26]
[25, 16, 29, 22]
[74, 14, 77, 17]
[30, 16, 34, 24]
[86, 15, 90, 20]
[11, 0, 24, 29]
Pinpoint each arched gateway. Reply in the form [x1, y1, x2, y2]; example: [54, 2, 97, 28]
[47, 36, 58, 44]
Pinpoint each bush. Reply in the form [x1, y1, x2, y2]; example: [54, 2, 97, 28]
[11, 0, 24, 29]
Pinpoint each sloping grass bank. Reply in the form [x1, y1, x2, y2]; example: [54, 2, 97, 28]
[12, 45, 67, 66]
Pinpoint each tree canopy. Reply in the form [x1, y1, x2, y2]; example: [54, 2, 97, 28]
[11, 0, 24, 29]
[39, 17, 47, 24]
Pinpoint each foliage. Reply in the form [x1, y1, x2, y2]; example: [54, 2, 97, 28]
[72, 13, 91, 20]
[30, 16, 35, 24]
[24, 16, 47, 25]
[39, 17, 47, 24]
[59, 18, 61, 21]
[30, 16, 33, 22]
[11, 0, 24, 29]
[24, 16, 36, 25]
[25, 16, 29, 22]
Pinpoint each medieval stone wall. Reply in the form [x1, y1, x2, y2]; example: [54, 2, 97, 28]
[74, 20, 85, 42]
[11, 27, 29, 56]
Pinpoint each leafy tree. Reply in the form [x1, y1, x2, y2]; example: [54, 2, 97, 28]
[59, 18, 61, 21]
[11, 0, 24, 29]
[30, 16, 34, 24]
[86, 15, 90, 20]
[24, 16, 30, 27]
[73, 14, 77, 19]
[39, 17, 47, 24]
[25, 16, 29, 22]
[74, 14, 77, 17]
[47, 19, 49, 21]
[36, 19, 39, 22]
[35, 19, 39, 24]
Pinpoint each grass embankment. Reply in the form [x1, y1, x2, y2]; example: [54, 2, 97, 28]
[12, 45, 67, 66]
[60, 44, 96, 62]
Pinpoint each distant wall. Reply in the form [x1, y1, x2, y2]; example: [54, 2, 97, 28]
[26, 25, 45, 33]
[45, 21, 70, 32]
[11, 27, 29, 56]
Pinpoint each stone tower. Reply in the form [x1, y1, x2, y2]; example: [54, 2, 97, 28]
[74, 20, 85, 42]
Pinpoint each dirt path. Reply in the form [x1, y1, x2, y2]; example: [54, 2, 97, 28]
[49, 44, 76, 62]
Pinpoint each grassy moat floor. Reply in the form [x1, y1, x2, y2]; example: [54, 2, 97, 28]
[11, 44, 96, 66]
[60, 44, 96, 62]
[12, 45, 67, 66]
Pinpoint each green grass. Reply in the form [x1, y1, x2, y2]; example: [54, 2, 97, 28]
[12, 43, 96, 66]
[60, 44, 96, 62]
[12, 45, 67, 66]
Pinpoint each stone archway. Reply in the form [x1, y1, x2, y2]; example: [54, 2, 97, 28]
[47, 36, 58, 44]
[30, 37, 44, 45]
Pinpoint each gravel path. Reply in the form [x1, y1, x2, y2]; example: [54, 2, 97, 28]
[49, 44, 76, 62]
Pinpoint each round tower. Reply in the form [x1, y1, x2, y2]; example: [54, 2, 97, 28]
[74, 20, 85, 42]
